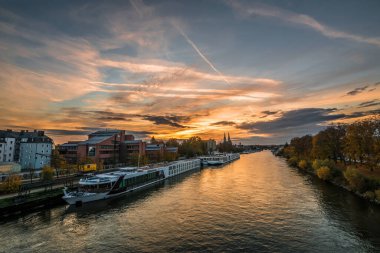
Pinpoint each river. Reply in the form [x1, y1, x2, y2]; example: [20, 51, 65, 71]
[1, 151, 380, 252]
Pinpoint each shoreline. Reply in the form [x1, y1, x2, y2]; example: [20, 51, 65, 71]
[277, 154, 380, 206]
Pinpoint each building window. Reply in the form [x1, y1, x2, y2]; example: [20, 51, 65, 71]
[88, 147, 96, 156]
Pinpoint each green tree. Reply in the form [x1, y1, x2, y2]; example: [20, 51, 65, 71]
[150, 136, 158, 144]
[290, 135, 312, 159]
[312, 159, 336, 172]
[166, 138, 179, 147]
[179, 136, 205, 157]
[41, 166, 54, 181]
[312, 125, 346, 162]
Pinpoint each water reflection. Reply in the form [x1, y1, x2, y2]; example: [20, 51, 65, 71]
[0, 151, 379, 252]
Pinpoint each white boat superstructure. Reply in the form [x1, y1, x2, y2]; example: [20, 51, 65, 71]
[63, 159, 201, 205]
[199, 153, 240, 166]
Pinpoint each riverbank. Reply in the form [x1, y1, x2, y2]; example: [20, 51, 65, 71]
[277, 153, 380, 205]
[0, 188, 65, 217]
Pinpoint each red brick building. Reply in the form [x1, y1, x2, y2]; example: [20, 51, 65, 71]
[59, 129, 179, 165]
[59, 130, 129, 165]
[119, 140, 146, 163]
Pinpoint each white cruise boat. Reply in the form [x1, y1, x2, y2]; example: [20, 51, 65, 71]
[63, 159, 201, 205]
[199, 153, 240, 166]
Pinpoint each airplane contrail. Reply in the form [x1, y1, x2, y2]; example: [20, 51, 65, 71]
[175, 25, 231, 85]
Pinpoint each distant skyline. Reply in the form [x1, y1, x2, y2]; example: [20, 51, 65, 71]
[0, 0, 379, 144]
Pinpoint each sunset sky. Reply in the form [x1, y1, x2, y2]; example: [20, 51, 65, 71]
[0, 0, 379, 144]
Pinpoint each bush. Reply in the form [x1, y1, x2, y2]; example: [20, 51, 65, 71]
[344, 167, 365, 192]
[41, 166, 54, 181]
[317, 166, 331, 181]
[288, 157, 299, 167]
[312, 159, 322, 171]
[0, 174, 22, 193]
[312, 159, 336, 171]
[375, 189, 380, 202]
[298, 160, 308, 170]
[363, 191, 375, 200]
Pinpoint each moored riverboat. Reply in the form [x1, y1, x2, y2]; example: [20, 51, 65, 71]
[199, 153, 240, 166]
[62, 159, 201, 205]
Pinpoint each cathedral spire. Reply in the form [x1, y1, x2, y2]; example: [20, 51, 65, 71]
[228, 132, 231, 143]
[223, 132, 226, 143]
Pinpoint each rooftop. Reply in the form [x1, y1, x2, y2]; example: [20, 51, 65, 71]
[79, 135, 111, 145]
[89, 129, 122, 138]
[124, 140, 143, 144]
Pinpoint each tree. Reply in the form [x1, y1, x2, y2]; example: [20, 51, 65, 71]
[312, 126, 346, 162]
[130, 153, 149, 166]
[290, 135, 312, 159]
[179, 136, 205, 157]
[0, 174, 21, 193]
[166, 138, 179, 147]
[150, 136, 158, 144]
[41, 166, 54, 181]
[51, 148, 69, 177]
[345, 119, 375, 165]
[96, 160, 104, 171]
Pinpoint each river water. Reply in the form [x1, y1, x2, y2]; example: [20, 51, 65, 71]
[1, 151, 380, 252]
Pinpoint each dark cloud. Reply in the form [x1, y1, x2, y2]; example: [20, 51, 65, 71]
[346, 85, 368, 96]
[59, 108, 194, 128]
[164, 115, 192, 123]
[210, 121, 237, 126]
[343, 109, 380, 119]
[238, 108, 345, 136]
[238, 108, 380, 143]
[143, 116, 188, 128]
[374, 82, 380, 86]
[260, 110, 281, 118]
[75, 127, 105, 131]
[45, 129, 92, 136]
[90, 110, 132, 121]
[45, 128, 156, 140]
[125, 130, 155, 135]
[358, 100, 380, 108]
[125, 130, 155, 139]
